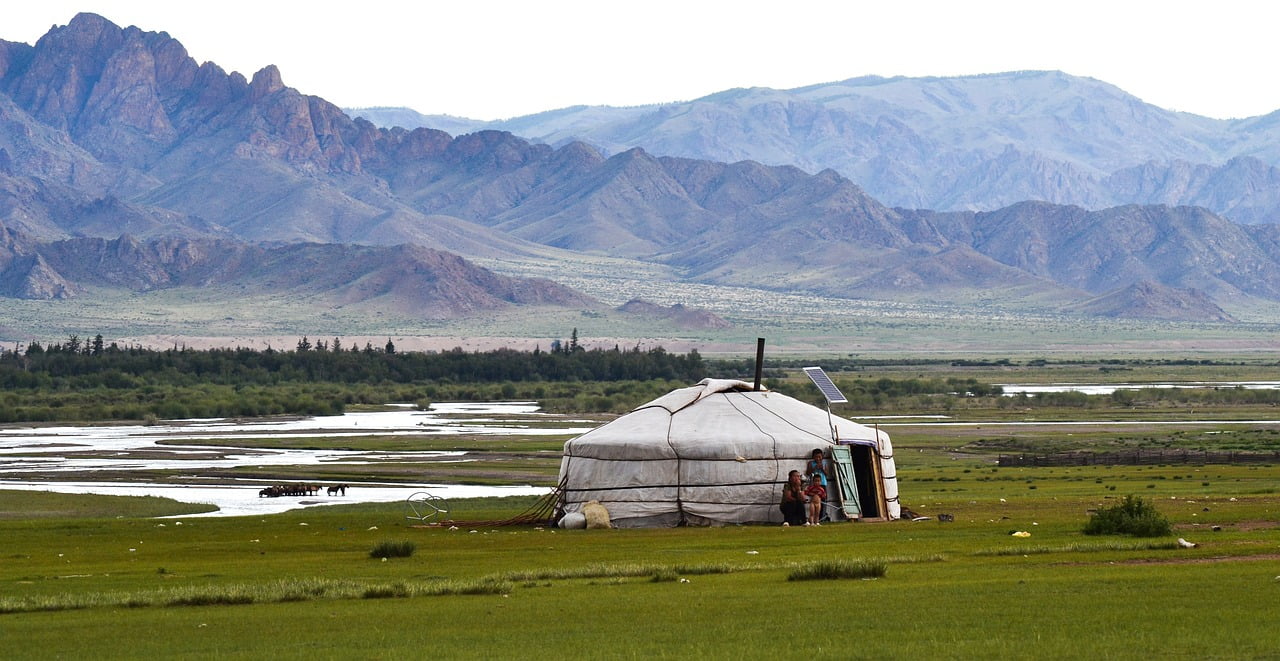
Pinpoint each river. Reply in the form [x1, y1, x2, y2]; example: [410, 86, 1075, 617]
[997, 381, 1280, 395]
[0, 402, 592, 517]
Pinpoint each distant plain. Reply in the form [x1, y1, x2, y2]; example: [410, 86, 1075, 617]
[7, 253, 1280, 357]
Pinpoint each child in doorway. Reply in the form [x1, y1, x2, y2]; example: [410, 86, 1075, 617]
[804, 474, 827, 526]
[806, 448, 831, 488]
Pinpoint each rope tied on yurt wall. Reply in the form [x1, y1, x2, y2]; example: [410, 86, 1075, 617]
[665, 414, 685, 524]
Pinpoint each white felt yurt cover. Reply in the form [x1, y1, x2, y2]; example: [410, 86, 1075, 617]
[557, 378, 900, 527]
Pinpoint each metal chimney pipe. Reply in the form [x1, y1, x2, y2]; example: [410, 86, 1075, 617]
[753, 338, 765, 391]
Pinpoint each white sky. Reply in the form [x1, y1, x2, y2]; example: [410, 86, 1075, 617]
[5, 1, 1278, 121]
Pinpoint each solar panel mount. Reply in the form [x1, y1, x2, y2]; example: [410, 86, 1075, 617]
[803, 366, 847, 404]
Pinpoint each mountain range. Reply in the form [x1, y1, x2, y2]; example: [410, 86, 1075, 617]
[1, 13, 1278, 329]
[354, 71, 1280, 225]
[0, 228, 593, 317]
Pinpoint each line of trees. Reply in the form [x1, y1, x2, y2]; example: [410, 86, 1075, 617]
[767, 376, 1004, 410]
[0, 336, 706, 388]
[0, 335, 710, 423]
[13, 334, 1267, 424]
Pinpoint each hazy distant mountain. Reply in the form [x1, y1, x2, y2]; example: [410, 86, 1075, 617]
[616, 299, 731, 329]
[6, 14, 1280, 325]
[0, 225, 595, 316]
[347, 107, 486, 137]
[360, 72, 1280, 224]
[1066, 280, 1236, 323]
[896, 202, 1280, 301]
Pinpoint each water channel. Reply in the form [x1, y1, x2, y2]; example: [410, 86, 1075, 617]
[997, 381, 1280, 395]
[6, 383, 1278, 517]
[0, 402, 594, 517]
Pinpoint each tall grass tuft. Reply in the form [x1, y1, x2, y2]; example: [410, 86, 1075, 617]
[0, 577, 511, 614]
[650, 569, 679, 583]
[421, 578, 512, 596]
[974, 540, 1181, 556]
[1082, 495, 1172, 537]
[370, 540, 416, 559]
[788, 559, 887, 581]
[362, 583, 411, 599]
[492, 561, 734, 583]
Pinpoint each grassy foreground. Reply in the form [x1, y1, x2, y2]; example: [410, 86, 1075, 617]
[5, 359, 1280, 658]
[2, 472, 1278, 660]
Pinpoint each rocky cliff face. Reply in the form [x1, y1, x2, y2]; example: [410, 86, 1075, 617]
[0, 223, 74, 298]
[0, 14, 563, 260]
[4, 13, 371, 173]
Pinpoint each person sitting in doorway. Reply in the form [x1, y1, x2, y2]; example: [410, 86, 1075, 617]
[780, 470, 807, 526]
[804, 474, 827, 526]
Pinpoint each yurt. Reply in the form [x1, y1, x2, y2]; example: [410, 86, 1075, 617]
[556, 378, 900, 527]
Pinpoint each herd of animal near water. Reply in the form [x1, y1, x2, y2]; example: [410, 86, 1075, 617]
[258, 483, 349, 498]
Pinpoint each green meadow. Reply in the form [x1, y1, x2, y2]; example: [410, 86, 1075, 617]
[3, 464, 1277, 658]
[3, 358, 1279, 658]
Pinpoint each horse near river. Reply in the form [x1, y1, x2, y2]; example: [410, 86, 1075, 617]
[258, 483, 322, 498]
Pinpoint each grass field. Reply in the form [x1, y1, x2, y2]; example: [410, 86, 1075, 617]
[3, 463, 1277, 658]
[4, 360, 1280, 658]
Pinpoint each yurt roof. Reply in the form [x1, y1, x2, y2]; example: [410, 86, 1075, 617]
[564, 378, 885, 461]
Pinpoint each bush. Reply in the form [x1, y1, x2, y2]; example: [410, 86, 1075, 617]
[788, 559, 887, 581]
[1083, 495, 1172, 537]
[650, 569, 679, 583]
[370, 540, 416, 559]
[362, 583, 410, 599]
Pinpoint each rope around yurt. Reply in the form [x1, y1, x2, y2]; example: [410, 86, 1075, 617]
[410, 477, 566, 528]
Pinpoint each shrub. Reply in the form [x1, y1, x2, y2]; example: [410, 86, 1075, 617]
[788, 559, 887, 581]
[370, 540, 416, 559]
[1082, 495, 1172, 537]
[650, 569, 679, 583]
[362, 583, 410, 599]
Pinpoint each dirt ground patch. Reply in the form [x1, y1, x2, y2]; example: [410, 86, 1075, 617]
[1116, 552, 1280, 566]
[1178, 519, 1280, 532]
[1233, 519, 1280, 532]
[1057, 551, 1280, 567]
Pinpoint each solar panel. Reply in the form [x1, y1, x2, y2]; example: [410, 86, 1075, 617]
[803, 366, 847, 404]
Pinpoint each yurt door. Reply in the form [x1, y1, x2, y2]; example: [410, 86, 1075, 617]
[830, 445, 862, 518]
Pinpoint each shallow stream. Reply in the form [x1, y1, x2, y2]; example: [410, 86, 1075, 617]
[0, 402, 589, 516]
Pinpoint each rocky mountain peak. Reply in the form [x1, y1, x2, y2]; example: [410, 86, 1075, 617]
[1069, 280, 1237, 322]
[0, 252, 76, 299]
[552, 141, 606, 168]
[248, 64, 285, 99]
[616, 299, 731, 329]
[0, 39, 33, 80]
[7, 14, 121, 130]
[444, 130, 548, 170]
